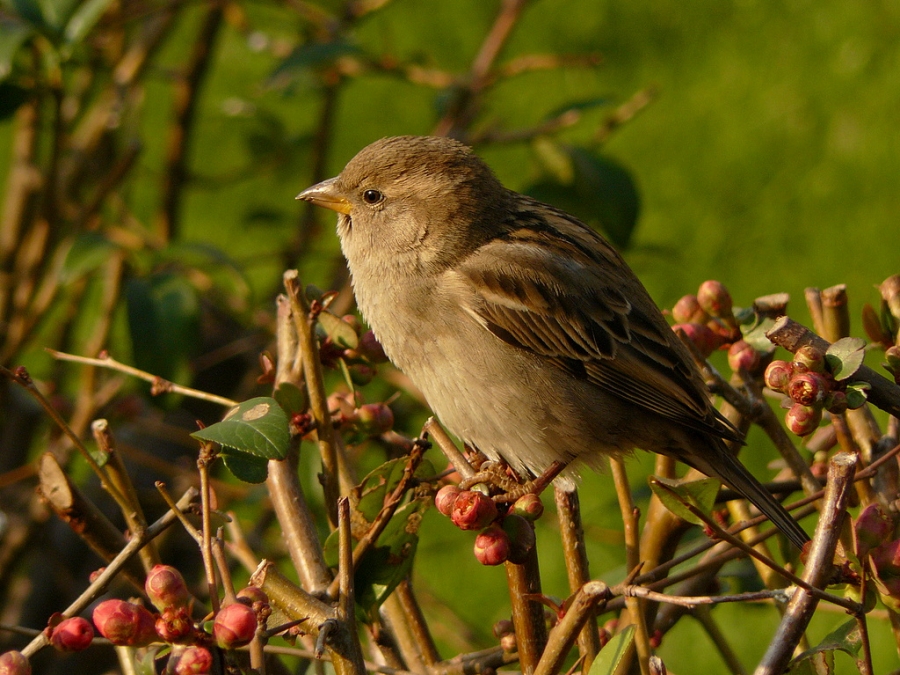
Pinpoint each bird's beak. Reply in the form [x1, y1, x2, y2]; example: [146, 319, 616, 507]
[296, 177, 351, 215]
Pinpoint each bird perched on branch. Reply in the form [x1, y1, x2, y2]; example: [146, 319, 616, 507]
[298, 135, 809, 549]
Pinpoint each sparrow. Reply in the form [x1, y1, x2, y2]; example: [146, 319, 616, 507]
[297, 135, 809, 549]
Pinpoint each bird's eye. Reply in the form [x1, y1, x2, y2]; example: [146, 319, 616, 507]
[362, 189, 384, 205]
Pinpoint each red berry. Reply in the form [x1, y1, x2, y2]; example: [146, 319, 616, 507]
[473, 526, 511, 566]
[50, 617, 94, 652]
[785, 404, 822, 436]
[450, 491, 498, 530]
[764, 360, 792, 392]
[511, 493, 544, 521]
[855, 504, 895, 559]
[787, 372, 828, 406]
[697, 280, 733, 318]
[172, 646, 213, 675]
[435, 485, 462, 517]
[727, 340, 761, 373]
[213, 602, 257, 649]
[156, 606, 193, 643]
[145, 564, 191, 612]
[348, 363, 376, 386]
[671, 295, 708, 324]
[0, 652, 30, 675]
[870, 538, 900, 576]
[671, 323, 720, 358]
[92, 600, 157, 647]
[353, 403, 394, 435]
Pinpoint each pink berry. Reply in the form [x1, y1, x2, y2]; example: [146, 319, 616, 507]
[511, 493, 544, 521]
[473, 526, 511, 566]
[450, 491, 498, 531]
[671, 323, 720, 358]
[784, 404, 822, 436]
[213, 602, 257, 649]
[50, 617, 94, 652]
[697, 280, 733, 318]
[671, 295, 708, 324]
[727, 340, 761, 373]
[502, 514, 537, 565]
[793, 345, 825, 373]
[145, 564, 191, 612]
[353, 403, 394, 435]
[155, 606, 193, 643]
[172, 646, 213, 675]
[764, 360, 792, 392]
[855, 504, 895, 559]
[0, 651, 30, 675]
[435, 485, 462, 517]
[236, 586, 269, 609]
[787, 372, 828, 406]
[358, 330, 389, 363]
[92, 599, 157, 647]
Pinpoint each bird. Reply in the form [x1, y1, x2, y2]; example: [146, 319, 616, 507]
[297, 135, 809, 550]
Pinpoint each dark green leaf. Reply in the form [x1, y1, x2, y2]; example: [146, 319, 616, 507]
[648, 476, 720, 526]
[61, 232, 118, 282]
[273, 381, 306, 415]
[192, 397, 289, 461]
[353, 457, 435, 524]
[527, 144, 640, 249]
[8, 0, 46, 29]
[221, 449, 270, 484]
[789, 619, 862, 673]
[63, 0, 113, 44]
[319, 310, 359, 349]
[0, 82, 29, 119]
[587, 624, 635, 675]
[0, 19, 33, 81]
[825, 337, 866, 381]
[844, 382, 870, 410]
[125, 273, 200, 382]
[740, 315, 777, 354]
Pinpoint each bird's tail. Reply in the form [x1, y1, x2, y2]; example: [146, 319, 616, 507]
[683, 442, 810, 550]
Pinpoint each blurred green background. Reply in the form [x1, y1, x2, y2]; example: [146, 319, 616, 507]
[2, 0, 899, 672]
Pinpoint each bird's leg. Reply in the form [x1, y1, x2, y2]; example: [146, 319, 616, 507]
[459, 460, 567, 503]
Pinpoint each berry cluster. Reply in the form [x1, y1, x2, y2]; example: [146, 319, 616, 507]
[764, 345, 861, 436]
[0, 565, 272, 675]
[670, 280, 742, 360]
[434, 485, 542, 566]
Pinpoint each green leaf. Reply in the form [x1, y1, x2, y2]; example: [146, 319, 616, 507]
[318, 310, 359, 349]
[648, 476, 720, 526]
[740, 314, 777, 354]
[789, 619, 862, 673]
[527, 143, 640, 250]
[587, 624, 635, 675]
[825, 337, 866, 381]
[844, 382, 870, 410]
[273, 381, 306, 415]
[63, 0, 113, 44]
[192, 397, 289, 461]
[353, 456, 435, 524]
[221, 449, 270, 484]
[125, 273, 200, 383]
[0, 19, 33, 81]
[61, 232, 118, 282]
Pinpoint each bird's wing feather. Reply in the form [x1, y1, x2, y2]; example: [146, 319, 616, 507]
[453, 198, 740, 442]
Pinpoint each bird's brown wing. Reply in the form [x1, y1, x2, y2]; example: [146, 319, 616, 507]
[453, 198, 740, 442]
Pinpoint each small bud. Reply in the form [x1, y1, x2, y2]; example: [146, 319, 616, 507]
[435, 485, 462, 517]
[886, 346, 900, 379]
[358, 330, 389, 363]
[671, 295, 708, 324]
[880, 274, 900, 321]
[492, 619, 514, 638]
[341, 314, 362, 334]
[697, 280, 733, 318]
[870, 539, 900, 577]
[511, 493, 544, 521]
[787, 372, 828, 406]
[0, 652, 30, 675]
[450, 491, 498, 530]
[727, 340, 761, 373]
[502, 514, 536, 565]
[793, 345, 826, 373]
[145, 564, 191, 612]
[672, 323, 720, 358]
[172, 646, 213, 675]
[824, 390, 849, 415]
[214, 602, 257, 649]
[236, 586, 269, 609]
[50, 617, 94, 652]
[348, 363, 376, 386]
[648, 655, 667, 675]
[764, 360, 792, 392]
[92, 600, 157, 647]
[499, 632, 517, 653]
[353, 403, 394, 436]
[855, 504, 895, 559]
[473, 526, 511, 566]
[156, 606, 193, 643]
[785, 403, 822, 436]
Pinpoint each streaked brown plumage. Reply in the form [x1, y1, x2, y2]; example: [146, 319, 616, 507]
[298, 135, 809, 549]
